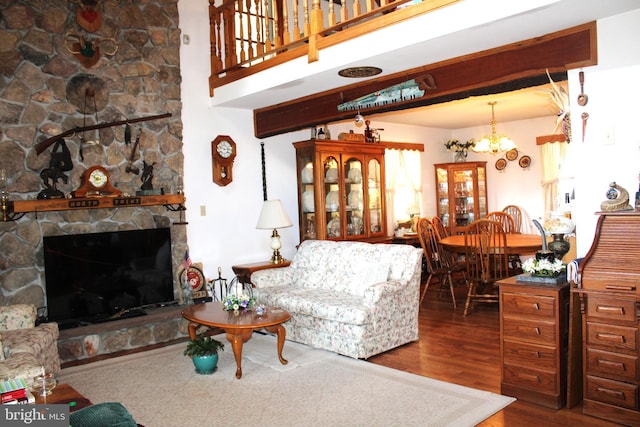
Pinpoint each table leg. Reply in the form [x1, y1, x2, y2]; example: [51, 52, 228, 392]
[265, 324, 288, 365]
[187, 322, 198, 340]
[225, 329, 253, 379]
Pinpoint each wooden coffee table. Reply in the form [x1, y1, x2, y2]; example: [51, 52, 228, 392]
[182, 302, 292, 379]
[34, 383, 92, 411]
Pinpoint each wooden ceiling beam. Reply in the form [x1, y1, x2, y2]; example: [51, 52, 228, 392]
[254, 22, 596, 138]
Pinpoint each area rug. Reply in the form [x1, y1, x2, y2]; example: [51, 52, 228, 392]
[59, 333, 514, 426]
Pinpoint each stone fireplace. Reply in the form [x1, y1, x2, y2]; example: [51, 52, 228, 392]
[0, 0, 191, 363]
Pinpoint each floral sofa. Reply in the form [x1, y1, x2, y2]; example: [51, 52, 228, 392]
[0, 304, 61, 381]
[251, 240, 423, 359]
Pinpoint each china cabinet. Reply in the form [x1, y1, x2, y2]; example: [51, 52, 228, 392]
[294, 140, 386, 243]
[574, 210, 640, 427]
[434, 162, 487, 235]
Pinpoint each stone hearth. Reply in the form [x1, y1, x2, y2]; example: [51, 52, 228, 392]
[58, 306, 190, 366]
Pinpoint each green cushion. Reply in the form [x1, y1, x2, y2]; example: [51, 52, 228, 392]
[70, 402, 138, 427]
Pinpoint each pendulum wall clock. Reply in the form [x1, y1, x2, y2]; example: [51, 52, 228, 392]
[211, 135, 236, 186]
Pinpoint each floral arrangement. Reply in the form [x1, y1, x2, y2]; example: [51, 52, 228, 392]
[222, 293, 256, 312]
[522, 257, 566, 277]
[444, 139, 475, 154]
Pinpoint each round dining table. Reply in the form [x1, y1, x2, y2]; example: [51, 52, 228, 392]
[439, 233, 543, 254]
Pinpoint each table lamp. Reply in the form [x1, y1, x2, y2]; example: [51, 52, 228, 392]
[256, 199, 293, 264]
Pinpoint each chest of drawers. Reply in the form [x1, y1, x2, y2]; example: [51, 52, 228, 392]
[575, 210, 640, 426]
[498, 276, 570, 409]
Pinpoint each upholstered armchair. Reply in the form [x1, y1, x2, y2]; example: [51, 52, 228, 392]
[0, 304, 61, 381]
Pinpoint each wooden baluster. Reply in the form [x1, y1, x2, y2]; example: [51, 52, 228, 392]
[366, 0, 374, 13]
[237, 0, 246, 62]
[245, 0, 255, 60]
[282, 0, 290, 45]
[353, 0, 361, 17]
[255, 0, 264, 55]
[303, 0, 310, 38]
[209, 5, 223, 74]
[272, 0, 280, 48]
[328, 0, 336, 26]
[263, 0, 272, 52]
[292, 0, 300, 40]
[340, 0, 348, 24]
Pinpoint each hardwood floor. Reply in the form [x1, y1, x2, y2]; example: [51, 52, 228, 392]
[367, 286, 620, 427]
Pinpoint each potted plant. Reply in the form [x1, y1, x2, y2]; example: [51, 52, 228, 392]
[184, 334, 224, 375]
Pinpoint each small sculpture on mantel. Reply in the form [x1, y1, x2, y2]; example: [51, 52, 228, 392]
[600, 182, 633, 211]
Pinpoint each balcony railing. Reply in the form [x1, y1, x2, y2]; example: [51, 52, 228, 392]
[208, 0, 459, 95]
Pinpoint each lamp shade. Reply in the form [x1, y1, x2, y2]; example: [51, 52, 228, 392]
[256, 199, 293, 230]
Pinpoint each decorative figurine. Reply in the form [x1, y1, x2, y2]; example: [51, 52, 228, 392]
[600, 182, 633, 211]
[38, 140, 73, 199]
[140, 161, 155, 191]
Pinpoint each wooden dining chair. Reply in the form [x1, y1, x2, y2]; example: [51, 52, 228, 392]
[487, 211, 522, 274]
[486, 211, 516, 233]
[463, 219, 510, 316]
[501, 205, 523, 233]
[417, 218, 467, 309]
[430, 215, 450, 240]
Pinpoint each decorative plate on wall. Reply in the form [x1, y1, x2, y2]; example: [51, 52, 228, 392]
[495, 158, 507, 171]
[506, 148, 519, 161]
[519, 155, 532, 168]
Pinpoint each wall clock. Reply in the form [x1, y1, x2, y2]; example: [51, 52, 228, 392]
[73, 166, 122, 198]
[211, 135, 236, 186]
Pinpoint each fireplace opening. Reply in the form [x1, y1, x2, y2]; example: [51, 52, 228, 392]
[43, 228, 177, 330]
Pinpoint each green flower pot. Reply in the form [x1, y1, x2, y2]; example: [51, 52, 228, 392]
[192, 354, 219, 375]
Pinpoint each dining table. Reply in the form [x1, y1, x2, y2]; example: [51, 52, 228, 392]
[439, 233, 543, 255]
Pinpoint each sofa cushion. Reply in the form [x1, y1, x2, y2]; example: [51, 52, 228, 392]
[260, 287, 371, 324]
[0, 305, 36, 331]
[349, 260, 390, 296]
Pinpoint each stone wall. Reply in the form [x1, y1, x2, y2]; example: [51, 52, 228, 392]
[0, 0, 190, 360]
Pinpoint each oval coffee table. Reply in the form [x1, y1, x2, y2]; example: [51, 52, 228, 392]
[182, 302, 291, 379]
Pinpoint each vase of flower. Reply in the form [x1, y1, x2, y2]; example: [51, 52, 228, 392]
[445, 139, 474, 163]
[454, 151, 467, 162]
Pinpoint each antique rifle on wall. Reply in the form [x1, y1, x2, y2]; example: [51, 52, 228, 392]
[35, 112, 171, 155]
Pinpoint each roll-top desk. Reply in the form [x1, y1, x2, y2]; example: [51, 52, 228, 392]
[574, 210, 640, 426]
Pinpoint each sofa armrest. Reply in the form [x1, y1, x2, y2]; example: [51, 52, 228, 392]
[363, 280, 409, 305]
[251, 267, 295, 289]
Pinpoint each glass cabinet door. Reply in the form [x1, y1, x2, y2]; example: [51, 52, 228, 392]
[367, 158, 383, 235]
[344, 156, 364, 238]
[452, 168, 475, 228]
[434, 162, 487, 235]
[299, 155, 316, 240]
[435, 166, 449, 227]
[323, 155, 340, 238]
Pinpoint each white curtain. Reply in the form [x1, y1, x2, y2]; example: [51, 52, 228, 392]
[385, 149, 422, 232]
[540, 141, 569, 218]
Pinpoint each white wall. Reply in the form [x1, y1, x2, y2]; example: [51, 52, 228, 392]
[569, 9, 640, 256]
[179, 2, 640, 281]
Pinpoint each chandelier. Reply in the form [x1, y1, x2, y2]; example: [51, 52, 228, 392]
[472, 101, 516, 154]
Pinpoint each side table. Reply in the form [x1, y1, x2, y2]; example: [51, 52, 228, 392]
[34, 383, 92, 411]
[232, 260, 291, 285]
